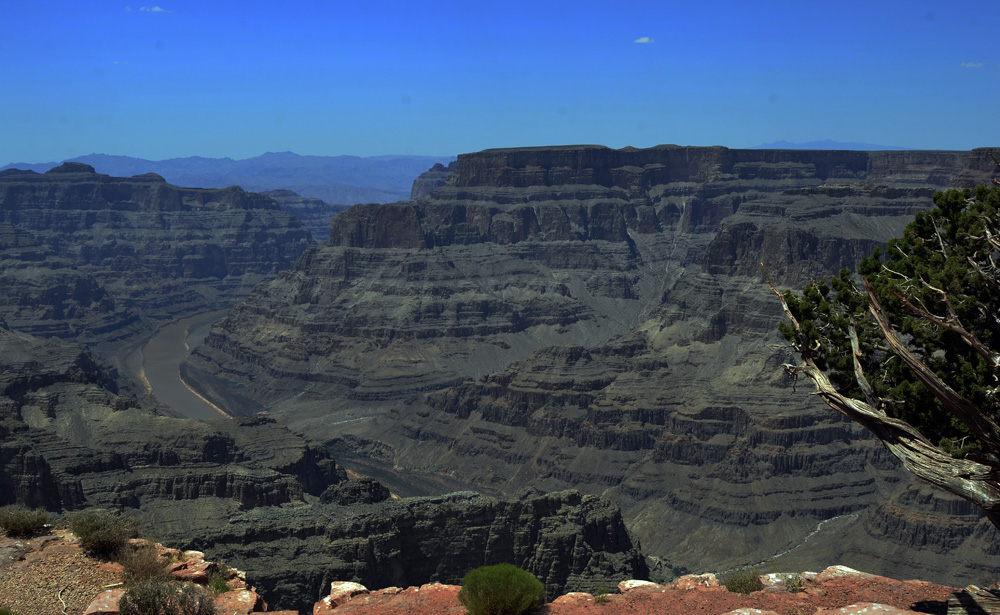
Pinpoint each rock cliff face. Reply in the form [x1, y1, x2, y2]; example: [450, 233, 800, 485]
[0, 164, 312, 347]
[198, 488, 646, 612]
[185, 144, 1000, 586]
[261, 189, 350, 243]
[410, 161, 457, 199]
[0, 322, 342, 512]
[0, 223, 144, 342]
[0, 320, 646, 612]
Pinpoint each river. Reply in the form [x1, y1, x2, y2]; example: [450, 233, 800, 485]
[140, 310, 230, 419]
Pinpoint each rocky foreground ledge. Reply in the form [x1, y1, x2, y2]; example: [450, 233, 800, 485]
[1, 525, 989, 615]
[311, 568, 965, 615]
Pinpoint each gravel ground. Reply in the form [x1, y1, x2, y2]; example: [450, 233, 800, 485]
[0, 528, 121, 615]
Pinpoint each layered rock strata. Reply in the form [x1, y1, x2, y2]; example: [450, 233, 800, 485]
[409, 160, 457, 199]
[0, 322, 342, 512]
[0, 321, 646, 612]
[0, 163, 312, 347]
[261, 189, 350, 244]
[185, 145, 1000, 586]
[0, 223, 143, 342]
[197, 487, 646, 612]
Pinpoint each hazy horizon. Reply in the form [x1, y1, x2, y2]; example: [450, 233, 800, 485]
[4, 1, 997, 164]
[1, 140, 931, 169]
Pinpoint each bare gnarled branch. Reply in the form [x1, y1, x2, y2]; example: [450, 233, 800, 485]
[762, 263, 1000, 526]
[865, 277, 1000, 451]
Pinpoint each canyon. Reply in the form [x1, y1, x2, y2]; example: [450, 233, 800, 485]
[3, 145, 1000, 611]
[183, 144, 1000, 586]
[0, 162, 312, 365]
[0, 161, 647, 612]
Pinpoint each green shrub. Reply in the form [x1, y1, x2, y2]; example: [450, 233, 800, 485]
[458, 563, 545, 615]
[118, 578, 172, 615]
[118, 578, 215, 615]
[720, 566, 764, 595]
[592, 585, 610, 604]
[121, 545, 170, 587]
[174, 584, 216, 615]
[1, 607, 26, 615]
[70, 510, 137, 560]
[208, 572, 231, 597]
[783, 573, 805, 593]
[0, 506, 49, 537]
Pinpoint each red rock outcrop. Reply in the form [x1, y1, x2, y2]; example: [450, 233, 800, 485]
[308, 565, 959, 615]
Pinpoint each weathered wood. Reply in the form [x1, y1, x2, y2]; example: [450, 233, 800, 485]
[763, 265, 1000, 529]
[949, 585, 1000, 615]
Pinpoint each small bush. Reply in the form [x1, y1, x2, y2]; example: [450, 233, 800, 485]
[70, 510, 137, 560]
[118, 578, 215, 615]
[720, 566, 764, 595]
[783, 573, 805, 593]
[118, 578, 172, 615]
[592, 585, 610, 604]
[121, 545, 170, 587]
[1, 607, 26, 615]
[208, 573, 231, 596]
[0, 506, 49, 537]
[174, 584, 216, 615]
[458, 563, 545, 615]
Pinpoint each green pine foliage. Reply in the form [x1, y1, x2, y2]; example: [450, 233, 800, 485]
[592, 584, 611, 604]
[458, 563, 546, 615]
[208, 573, 232, 597]
[778, 184, 1000, 456]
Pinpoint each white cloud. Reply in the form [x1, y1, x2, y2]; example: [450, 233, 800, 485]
[140, 5, 171, 12]
[634, 36, 654, 44]
[961, 62, 984, 68]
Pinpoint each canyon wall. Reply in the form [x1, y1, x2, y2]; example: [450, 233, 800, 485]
[0, 321, 644, 612]
[186, 144, 1000, 585]
[0, 163, 313, 351]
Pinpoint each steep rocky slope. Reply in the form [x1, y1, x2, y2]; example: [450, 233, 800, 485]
[0, 322, 645, 612]
[0, 321, 340, 512]
[197, 488, 646, 612]
[410, 160, 457, 199]
[0, 223, 143, 342]
[0, 163, 312, 351]
[186, 144, 1000, 585]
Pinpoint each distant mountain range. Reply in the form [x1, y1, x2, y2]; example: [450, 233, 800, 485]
[751, 140, 912, 151]
[0, 152, 456, 205]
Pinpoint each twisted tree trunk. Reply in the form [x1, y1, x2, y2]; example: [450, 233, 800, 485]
[764, 266, 1000, 531]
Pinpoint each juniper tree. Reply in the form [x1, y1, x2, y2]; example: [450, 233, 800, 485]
[769, 159, 1000, 528]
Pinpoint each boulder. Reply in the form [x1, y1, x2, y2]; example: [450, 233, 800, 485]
[213, 589, 268, 614]
[83, 589, 125, 615]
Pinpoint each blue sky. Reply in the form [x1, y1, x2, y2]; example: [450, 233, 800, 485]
[2, 1, 997, 163]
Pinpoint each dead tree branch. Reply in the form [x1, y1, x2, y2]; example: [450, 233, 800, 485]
[762, 263, 1000, 528]
[865, 277, 1000, 451]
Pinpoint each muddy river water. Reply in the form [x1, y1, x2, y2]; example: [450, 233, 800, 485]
[140, 310, 229, 419]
